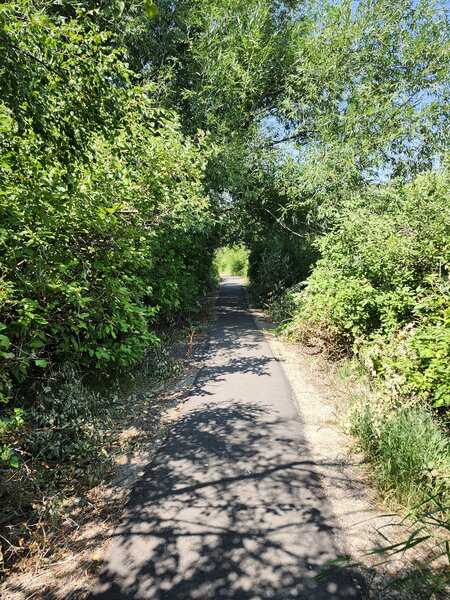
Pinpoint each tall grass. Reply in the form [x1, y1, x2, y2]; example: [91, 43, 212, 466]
[351, 403, 450, 509]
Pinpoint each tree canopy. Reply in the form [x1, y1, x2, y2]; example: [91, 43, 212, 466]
[1, 0, 449, 460]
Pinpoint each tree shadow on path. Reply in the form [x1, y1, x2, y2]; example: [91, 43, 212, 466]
[91, 400, 366, 599]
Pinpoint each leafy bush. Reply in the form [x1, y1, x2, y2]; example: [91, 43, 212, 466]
[280, 172, 450, 406]
[248, 232, 319, 302]
[0, 366, 119, 572]
[214, 246, 249, 277]
[24, 370, 114, 470]
[0, 2, 215, 464]
[269, 282, 306, 324]
[0, 408, 24, 468]
[362, 277, 450, 410]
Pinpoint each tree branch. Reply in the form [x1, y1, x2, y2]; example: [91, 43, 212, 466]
[261, 206, 304, 238]
[268, 130, 313, 146]
[8, 41, 65, 78]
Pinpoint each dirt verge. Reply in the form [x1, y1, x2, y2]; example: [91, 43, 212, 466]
[0, 292, 216, 600]
[248, 304, 446, 599]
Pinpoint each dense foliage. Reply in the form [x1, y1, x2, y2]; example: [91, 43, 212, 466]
[248, 233, 318, 302]
[285, 173, 449, 348]
[0, 1, 215, 467]
[0, 0, 449, 582]
[276, 172, 450, 507]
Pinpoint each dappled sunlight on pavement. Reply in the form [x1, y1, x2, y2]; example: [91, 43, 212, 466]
[91, 278, 364, 599]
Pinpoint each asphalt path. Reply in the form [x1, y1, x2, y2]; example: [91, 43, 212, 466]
[91, 278, 364, 599]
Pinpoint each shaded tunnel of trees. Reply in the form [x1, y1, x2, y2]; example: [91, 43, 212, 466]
[0, 0, 449, 587]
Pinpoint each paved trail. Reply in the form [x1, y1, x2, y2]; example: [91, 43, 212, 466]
[92, 278, 363, 599]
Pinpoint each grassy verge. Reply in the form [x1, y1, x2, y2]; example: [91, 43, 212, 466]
[350, 401, 450, 509]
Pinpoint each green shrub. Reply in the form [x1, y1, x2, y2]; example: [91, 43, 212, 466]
[293, 174, 448, 335]
[248, 233, 319, 302]
[363, 276, 450, 410]
[0, 1, 215, 465]
[24, 369, 114, 470]
[214, 245, 249, 277]
[281, 171, 450, 407]
[406, 283, 450, 409]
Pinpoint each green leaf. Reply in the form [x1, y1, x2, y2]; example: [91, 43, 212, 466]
[112, 1, 125, 19]
[0, 334, 10, 349]
[35, 359, 48, 368]
[144, 0, 158, 18]
[9, 454, 20, 468]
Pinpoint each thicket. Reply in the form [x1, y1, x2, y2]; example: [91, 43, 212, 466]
[285, 173, 449, 368]
[248, 233, 318, 302]
[0, 2, 215, 467]
[269, 170, 450, 504]
[214, 246, 249, 278]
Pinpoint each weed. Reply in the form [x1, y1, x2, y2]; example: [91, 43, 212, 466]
[351, 404, 450, 509]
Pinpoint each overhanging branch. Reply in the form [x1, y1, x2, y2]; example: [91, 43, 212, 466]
[269, 130, 313, 146]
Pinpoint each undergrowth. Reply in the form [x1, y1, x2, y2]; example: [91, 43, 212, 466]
[0, 368, 116, 575]
[350, 403, 450, 509]
[0, 319, 194, 577]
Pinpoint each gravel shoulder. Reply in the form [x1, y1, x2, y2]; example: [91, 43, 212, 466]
[248, 305, 440, 598]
